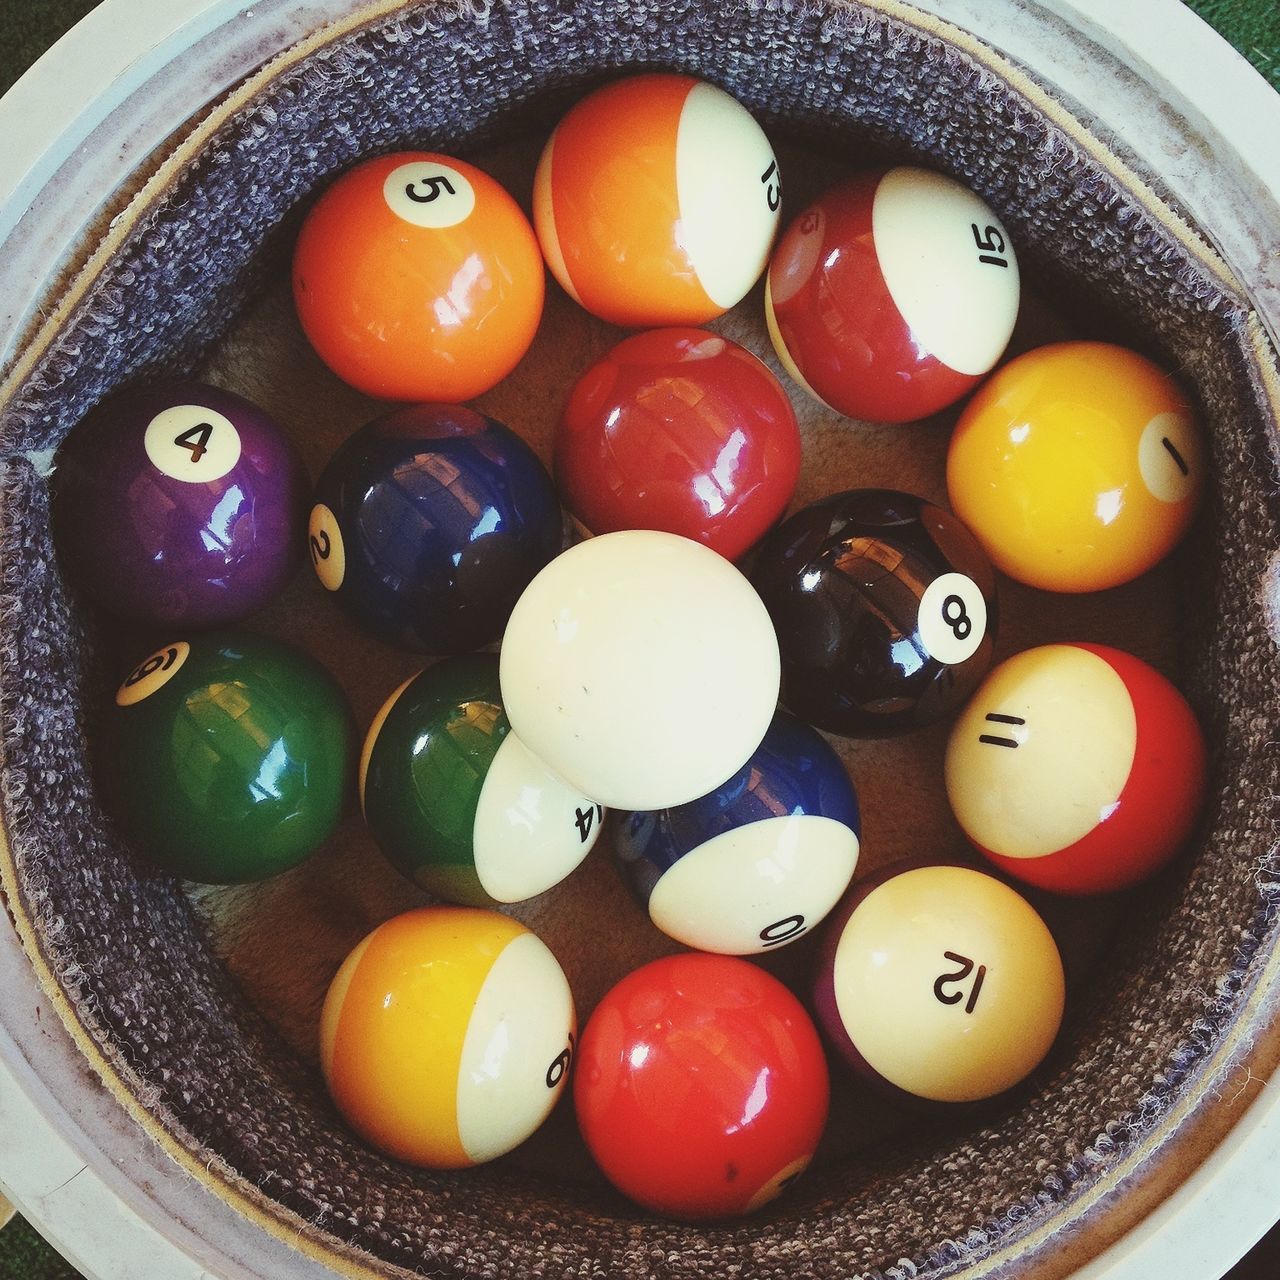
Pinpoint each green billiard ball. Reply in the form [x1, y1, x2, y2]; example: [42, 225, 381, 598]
[107, 633, 354, 883]
[360, 654, 605, 906]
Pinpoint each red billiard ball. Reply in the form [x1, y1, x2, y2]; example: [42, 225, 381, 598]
[556, 328, 801, 560]
[293, 152, 544, 401]
[813, 862, 1065, 1103]
[574, 953, 829, 1219]
[765, 166, 1020, 423]
[944, 643, 1207, 895]
[533, 75, 781, 327]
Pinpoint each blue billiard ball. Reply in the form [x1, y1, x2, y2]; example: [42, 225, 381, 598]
[309, 405, 562, 653]
[615, 710, 861, 954]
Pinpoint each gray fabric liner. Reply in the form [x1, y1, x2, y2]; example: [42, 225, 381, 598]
[1, 0, 1279, 1276]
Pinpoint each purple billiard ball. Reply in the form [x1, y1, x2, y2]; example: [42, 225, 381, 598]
[52, 382, 306, 628]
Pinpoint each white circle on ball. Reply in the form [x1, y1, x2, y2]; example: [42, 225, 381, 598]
[308, 503, 346, 593]
[872, 166, 1020, 377]
[917, 572, 988, 665]
[743, 1154, 814, 1214]
[472, 731, 604, 903]
[115, 641, 190, 706]
[676, 81, 780, 310]
[647, 813, 860, 955]
[499, 530, 781, 811]
[143, 405, 241, 482]
[455, 931, 575, 1164]
[1138, 410, 1199, 504]
[383, 161, 476, 229]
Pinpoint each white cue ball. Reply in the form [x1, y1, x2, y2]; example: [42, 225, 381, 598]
[499, 530, 781, 810]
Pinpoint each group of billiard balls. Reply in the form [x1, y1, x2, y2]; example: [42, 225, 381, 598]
[50, 72, 1210, 1221]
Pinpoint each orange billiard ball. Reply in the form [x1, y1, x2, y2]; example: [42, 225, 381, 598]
[946, 341, 1205, 592]
[533, 74, 781, 328]
[944, 643, 1207, 895]
[320, 907, 575, 1168]
[293, 152, 544, 402]
[813, 862, 1065, 1103]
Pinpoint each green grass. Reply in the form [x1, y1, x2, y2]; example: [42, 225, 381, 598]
[1185, 0, 1280, 87]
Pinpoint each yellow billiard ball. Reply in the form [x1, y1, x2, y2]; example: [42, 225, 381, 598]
[320, 908, 576, 1168]
[946, 341, 1205, 592]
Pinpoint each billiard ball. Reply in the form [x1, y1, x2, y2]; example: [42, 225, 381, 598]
[813, 862, 1065, 1103]
[615, 709, 860, 954]
[944, 643, 1207, 895]
[107, 632, 353, 883]
[750, 489, 998, 737]
[574, 952, 828, 1219]
[292, 151, 544, 401]
[310, 404, 562, 653]
[765, 166, 1020, 422]
[360, 654, 605, 905]
[556, 328, 801, 561]
[946, 341, 1205, 592]
[499, 530, 780, 810]
[320, 907, 576, 1168]
[533, 75, 780, 327]
[52, 381, 305, 628]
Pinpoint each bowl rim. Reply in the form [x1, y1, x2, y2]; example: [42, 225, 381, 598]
[0, 1, 1278, 1278]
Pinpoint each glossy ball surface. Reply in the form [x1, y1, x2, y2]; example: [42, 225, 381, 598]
[813, 863, 1065, 1103]
[750, 489, 997, 737]
[107, 633, 353, 883]
[500, 530, 780, 810]
[766, 167, 1020, 423]
[310, 404, 562, 653]
[360, 655, 605, 905]
[534, 75, 780, 327]
[52, 381, 305, 628]
[945, 643, 1207, 895]
[556, 328, 801, 560]
[946, 341, 1205, 592]
[321, 908, 575, 1168]
[574, 952, 829, 1219]
[293, 151, 544, 401]
[616, 710, 860, 954]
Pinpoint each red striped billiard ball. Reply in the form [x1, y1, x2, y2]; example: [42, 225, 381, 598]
[765, 166, 1020, 423]
[944, 643, 1207, 895]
